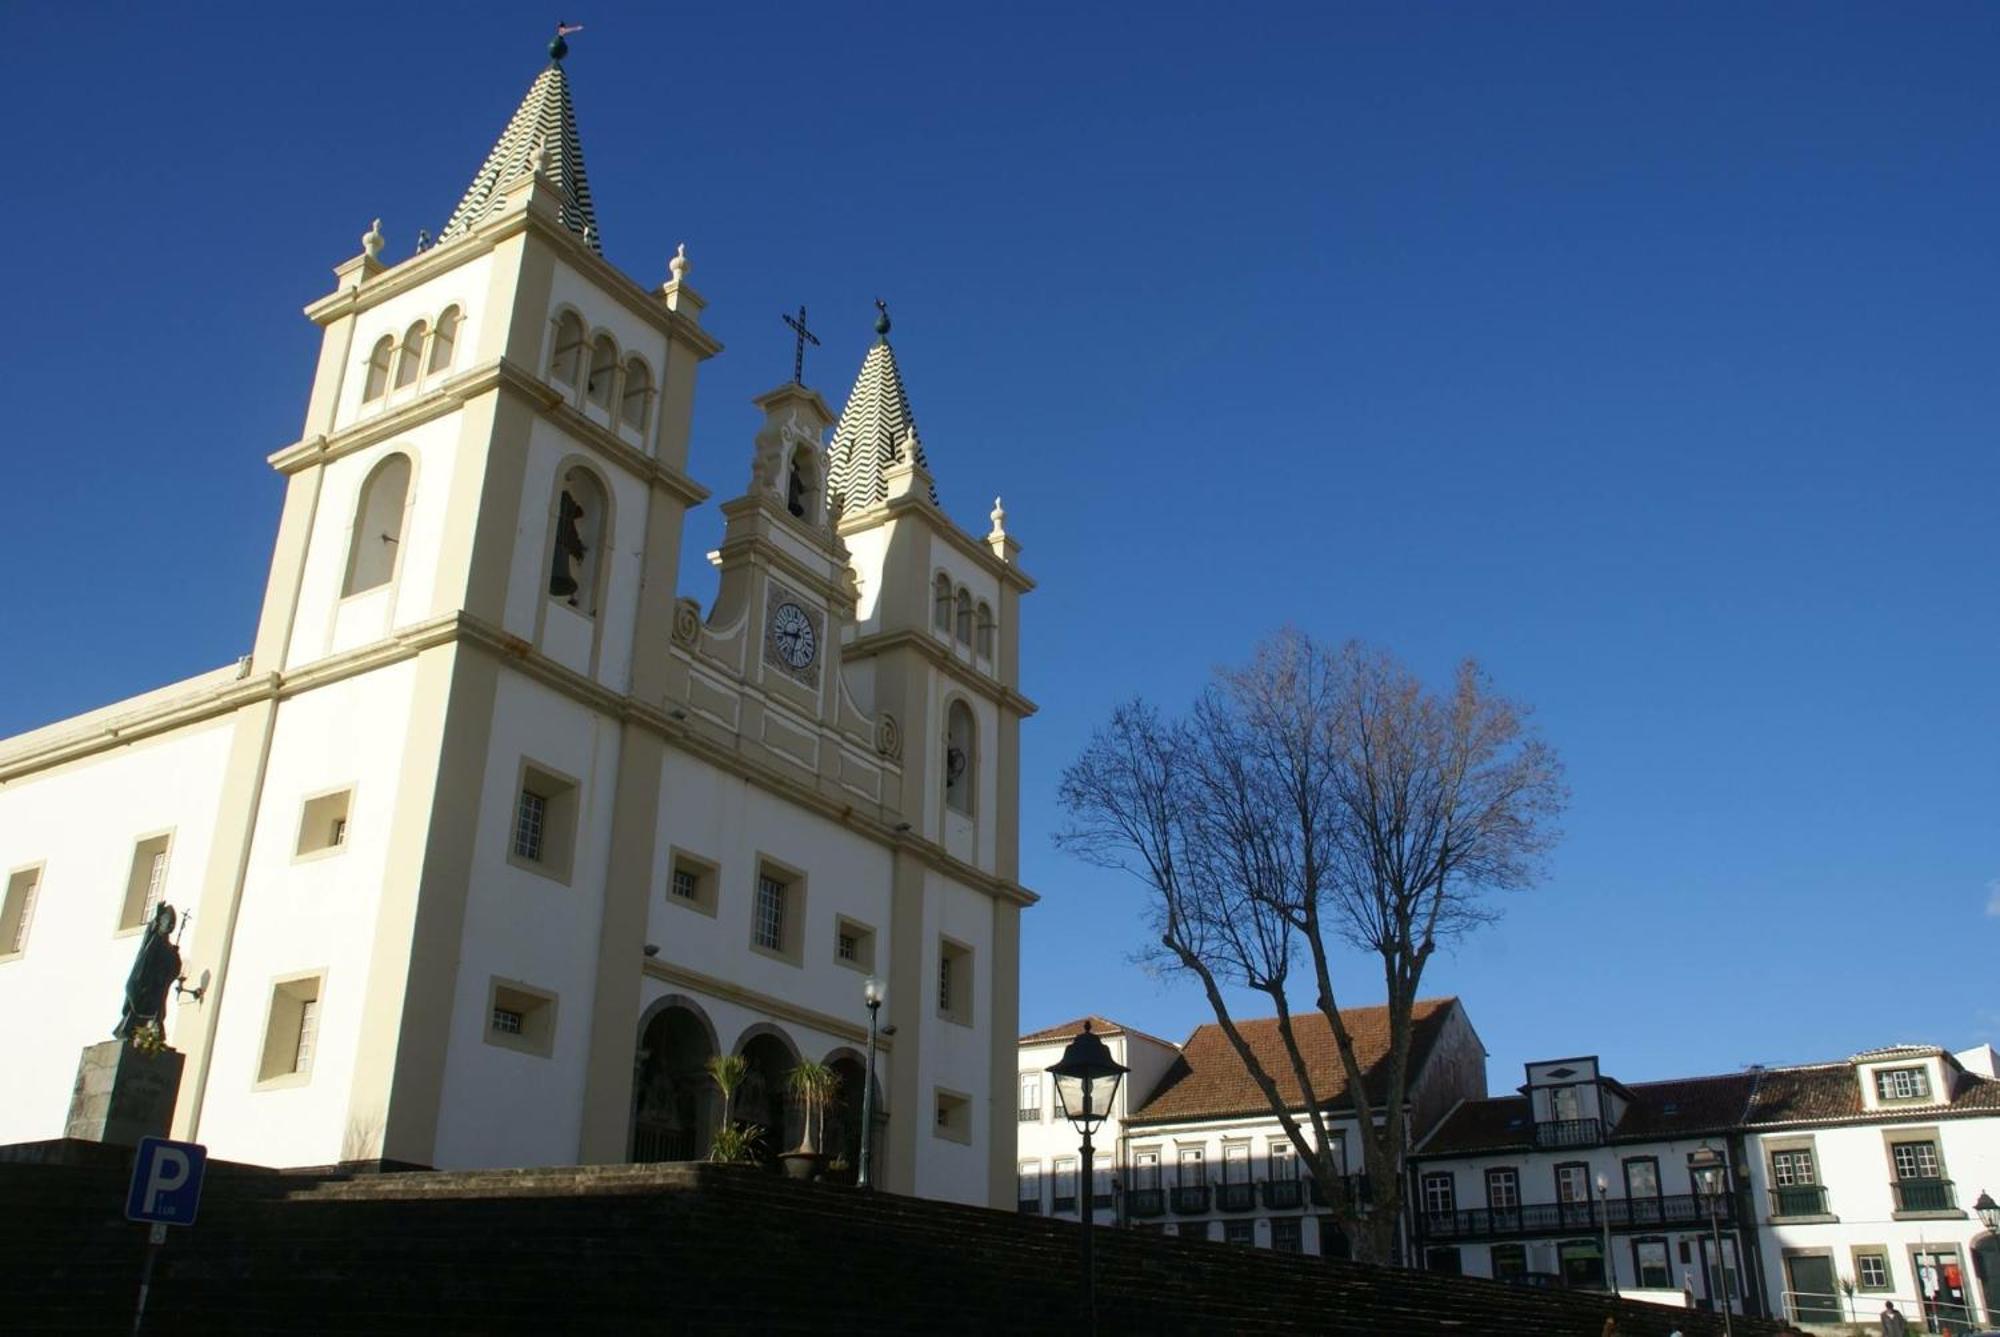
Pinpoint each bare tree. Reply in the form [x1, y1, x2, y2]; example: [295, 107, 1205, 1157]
[1057, 629, 1566, 1264]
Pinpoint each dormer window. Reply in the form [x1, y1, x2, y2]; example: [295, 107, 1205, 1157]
[1875, 1066, 1931, 1102]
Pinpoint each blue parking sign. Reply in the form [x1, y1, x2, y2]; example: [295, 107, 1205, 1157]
[125, 1137, 207, 1226]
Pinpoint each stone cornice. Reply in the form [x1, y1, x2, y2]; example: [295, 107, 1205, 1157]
[641, 958, 893, 1055]
[305, 207, 722, 362]
[839, 496, 1035, 594]
[265, 360, 710, 508]
[842, 629, 1038, 718]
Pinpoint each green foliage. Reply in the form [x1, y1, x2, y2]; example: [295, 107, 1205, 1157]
[787, 1060, 842, 1154]
[706, 1053, 748, 1120]
[709, 1121, 764, 1165]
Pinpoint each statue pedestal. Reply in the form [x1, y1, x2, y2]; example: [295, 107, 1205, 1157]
[65, 1040, 184, 1147]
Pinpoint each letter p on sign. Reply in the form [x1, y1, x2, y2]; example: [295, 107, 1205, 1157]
[125, 1137, 208, 1226]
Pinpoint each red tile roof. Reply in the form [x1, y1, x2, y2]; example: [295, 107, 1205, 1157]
[1420, 1072, 1753, 1156]
[1125, 999, 1459, 1126]
[1018, 1016, 1177, 1049]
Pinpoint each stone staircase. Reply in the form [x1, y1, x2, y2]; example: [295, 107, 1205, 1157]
[0, 1150, 1805, 1335]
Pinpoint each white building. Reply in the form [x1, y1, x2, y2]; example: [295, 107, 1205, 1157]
[1740, 1044, 2000, 1331]
[0, 39, 1035, 1208]
[1015, 1017, 1183, 1223]
[1016, 999, 1487, 1260]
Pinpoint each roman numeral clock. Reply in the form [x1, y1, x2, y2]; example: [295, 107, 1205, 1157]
[762, 584, 824, 687]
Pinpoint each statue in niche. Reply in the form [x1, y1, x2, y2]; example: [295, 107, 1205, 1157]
[945, 745, 968, 793]
[786, 453, 809, 519]
[550, 489, 588, 602]
[114, 903, 183, 1045]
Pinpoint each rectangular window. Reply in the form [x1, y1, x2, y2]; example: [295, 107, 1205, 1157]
[1054, 1157, 1078, 1211]
[256, 974, 324, 1083]
[293, 999, 320, 1071]
[1271, 1218, 1302, 1253]
[1018, 1073, 1041, 1122]
[1178, 1147, 1205, 1187]
[1624, 1157, 1660, 1199]
[483, 979, 557, 1058]
[2, 866, 41, 957]
[1422, 1172, 1456, 1216]
[1856, 1252, 1890, 1291]
[1486, 1168, 1520, 1210]
[1877, 1067, 1931, 1101]
[1269, 1140, 1297, 1180]
[1223, 1143, 1251, 1184]
[1555, 1163, 1590, 1203]
[1891, 1141, 1941, 1179]
[1635, 1238, 1671, 1289]
[1426, 1246, 1463, 1276]
[1017, 1161, 1042, 1211]
[1133, 1150, 1161, 1191]
[513, 790, 547, 862]
[491, 1007, 524, 1035]
[664, 851, 718, 917]
[1490, 1243, 1527, 1282]
[1771, 1148, 1817, 1186]
[831, 916, 874, 971]
[296, 788, 353, 857]
[754, 875, 786, 951]
[671, 867, 700, 901]
[120, 833, 173, 931]
[936, 938, 972, 1025]
[1323, 1129, 1348, 1176]
[933, 1088, 971, 1143]
[1223, 1220, 1254, 1247]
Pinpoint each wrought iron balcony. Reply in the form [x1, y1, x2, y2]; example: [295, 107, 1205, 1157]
[1171, 1185, 1211, 1214]
[1124, 1187, 1165, 1219]
[1533, 1117, 1604, 1149]
[1421, 1192, 1734, 1242]
[1262, 1179, 1304, 1210]
[1893, 1179, 1956, 1213]
[1016, 1108, 1040, 1123]
[1017, 1199, 1041, 1215]
[1053, 1194, 1076, 1213]
[1309, 1174, 1373, 1208]
[1216, 1182, 1256, 1213]
[1769, 1184, 1829, 1217]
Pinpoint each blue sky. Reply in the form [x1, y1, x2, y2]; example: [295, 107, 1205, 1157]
[3, 5, 1995, 1088]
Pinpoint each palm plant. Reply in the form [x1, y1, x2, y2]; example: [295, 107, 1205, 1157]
[786, 1060, 842, 1155]
[705, 1053, 752, 1162]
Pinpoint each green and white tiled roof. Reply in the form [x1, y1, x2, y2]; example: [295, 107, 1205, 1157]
[439, 59, 599, 254]
[827, 336, 939, 511]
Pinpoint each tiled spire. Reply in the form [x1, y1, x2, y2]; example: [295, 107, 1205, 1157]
[827, 304, 939, 510]
[438, 53, 599, 254]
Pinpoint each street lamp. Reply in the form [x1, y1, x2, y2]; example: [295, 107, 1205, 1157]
[1596, 1172, 1619, 1297]
[1049, 1021, 1128, 1337]
[858, 976, 883, 1190]
[1688, 1143, 1734, 1337]
[1976, 1189, 1998, 1235]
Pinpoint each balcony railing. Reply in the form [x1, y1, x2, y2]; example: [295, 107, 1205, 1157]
[1016, 1108, 1040, 1123]
[1893, 1179, 1956, 1213]
[1262, 1179, 1304, 1210]
[1093, 1193, 1114, 1211]
[1171, 1185, 1211, 1214]
[1125, 1187, 1165, 1218]
[1421, 1192, 1734, 1242]
[1053, 1194, 1076, 1213]
[1533, 1117, 1604, 1149]
[1309, 1174, 1373, 1209]
[631, 1123, 697, 1162]
[1017, 1199, 1041, 1215]
[1769, 1184, 1829, 1217]
[1217, 1182, 1257, 1213]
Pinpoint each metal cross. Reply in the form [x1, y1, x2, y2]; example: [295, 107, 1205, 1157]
[782, 305, 820, 384]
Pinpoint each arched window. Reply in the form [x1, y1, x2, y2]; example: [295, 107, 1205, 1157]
[549, 465, 608, 617]
[394, 321, 428, 390]
[363, 336, 393, 402]
[428, 306, 461, 375]
[342, 454, 412, 596]
[955, 589, 973, 645]
[933, 575, 954, 632]
[945, 701, 976, 816]
[586, 336, 619, 411]
[620, 356, 651, 433]
[550, 312, 587, 386]
[786, 447, 817, 520]
[976, 602, 995, 659]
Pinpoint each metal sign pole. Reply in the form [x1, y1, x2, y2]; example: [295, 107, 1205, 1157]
[132, 1221, 166, 1335]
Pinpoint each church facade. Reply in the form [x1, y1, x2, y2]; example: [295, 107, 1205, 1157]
[0, 45, 1033, 1208]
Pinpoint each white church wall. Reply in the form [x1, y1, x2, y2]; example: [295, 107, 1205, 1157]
[287, 418, 467, 671]
[194, 660, 423, 1167]
[431, 667, 623, 1169]
[333, 255, 494, 432]
[0, 719, 235, 1146]
[911, 868, 999, 1206]
[841, 526, 892, 629]
[544, 262, 670, 453]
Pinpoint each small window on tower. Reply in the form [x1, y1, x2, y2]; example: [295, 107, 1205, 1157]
[507, 761, 578, 884]
[786, 448, 816, 520]
[944, 702, 976, 817]
[975, 602, 995, 659]
[933, 574, 954, 633]
[257, 974, 324, 1084]
[954, 589, 972, 645]
[550, 312, 587, 387]
[119, 834, 173, 933]
[296, 788, 354, 858]
[586, 335, 619, 411]
[342, 453, 412, 596]
[394, 320, 428, 390]
[363, 336, 394, 401]
[548, 467, 609, 616]
[620, 357, 652, 433]
[428, 306, 461, 375]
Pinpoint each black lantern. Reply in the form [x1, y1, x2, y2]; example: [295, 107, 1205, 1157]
[1047, 1022, 1128, 1336]
[1686, 1144, 1734, 1337]
[1976, 1188, 1998, 1235]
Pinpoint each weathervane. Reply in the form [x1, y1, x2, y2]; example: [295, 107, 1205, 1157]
[550, 20, 584, 62]
[782, 305, 820, 384]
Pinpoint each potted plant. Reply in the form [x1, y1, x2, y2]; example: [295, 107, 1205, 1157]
[779, 1060, 841, 1181]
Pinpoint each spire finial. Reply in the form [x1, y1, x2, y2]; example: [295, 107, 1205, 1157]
[669, 242, 689, 283]
[550, 21, 583, 63]
[874, 298, 891, 341]
[990, 496, 1006, 535]
[362, 218, 385, 260]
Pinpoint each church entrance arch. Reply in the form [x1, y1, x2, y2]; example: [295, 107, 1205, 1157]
[631, 998, 718, 1163]
[736, 1027, 802, 1166]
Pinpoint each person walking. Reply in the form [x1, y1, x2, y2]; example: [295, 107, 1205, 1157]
[1881, 1299, 1909, 1337]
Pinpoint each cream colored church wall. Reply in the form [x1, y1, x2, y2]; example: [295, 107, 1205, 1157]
[285, 420, 467, 672]
[545, 261, 670, 455]
[911, 867, 1000, 1205]
[331, 254, 495, 432]
[0, 719, 235, 1146]
[646, 748, 896, 1028]
[498, 417, 651, 693]
[842, 527, 893, 629]
[430, 665, 622, 1169]
[192, 660, 423, 1166]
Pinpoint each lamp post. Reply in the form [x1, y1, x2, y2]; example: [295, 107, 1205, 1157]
[1049, 1021, 1128, 1337]
[1596, 1172, 1619, 1297]
[858, 976, 883, 1190]
[1977, 1189, 1999, 1234]
[1688, 1144, 1734, 1337]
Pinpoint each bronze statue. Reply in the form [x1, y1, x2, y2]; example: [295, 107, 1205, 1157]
[550, 489, 587, 600]
[114, 903, 182, 1044]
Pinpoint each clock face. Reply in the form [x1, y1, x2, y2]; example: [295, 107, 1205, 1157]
[772, 601, 818, 669]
